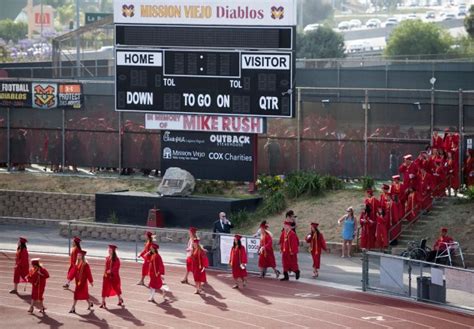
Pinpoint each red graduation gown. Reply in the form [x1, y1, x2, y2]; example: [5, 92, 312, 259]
[405, 191, 418, 221]
[375, 214, 389, 249]
[390, 182, 405, 219]
[147, 253, 165, 290]
[432, 135, 443, 149]
[191, 248, 209, 283]
[279, 229, 299, 272]
[359, 213, 376, 249]
[67, 247, 80, 281]
[28, 267, 49, 301]
[419, 172, 434, 210]
[13, 248, 29, 284]
[101, 256, 122, 297]
[258, 232, 276, 269]
[364, 196, 379, 222]
[464, 156, 474, 186]
[230, 246, 248, 279]
[139, 241, 152, 277]
[305, 232, 327, 270]
[446, 158, 460, 190]
[71, 261, 93, 300]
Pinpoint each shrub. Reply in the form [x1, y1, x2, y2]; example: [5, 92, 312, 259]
[108, 211, 119, 224]
[195, 180, 224, 195]
[285, 171, 322, 198]
[260, 190, 287, 216]
[464, 186, 474, 200]
[230, 210, 250, 227]
[321, 175, 344, 190]
[256, 175, 284, 196]
[361, 176, 375, 191]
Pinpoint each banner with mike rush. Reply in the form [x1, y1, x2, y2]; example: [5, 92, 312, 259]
[161, 130, 256, 181]
[146, 113, 265, 134]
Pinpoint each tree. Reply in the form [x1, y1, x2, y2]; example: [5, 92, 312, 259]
[301, 0, 333, 26]
[0, 19, 27, 43]
[385, 20, 453, 58]
[297, 26, 345, 59]
[464, 5, 474, 38]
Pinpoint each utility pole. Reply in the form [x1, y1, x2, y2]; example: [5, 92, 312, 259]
[76, 0, 81, 77]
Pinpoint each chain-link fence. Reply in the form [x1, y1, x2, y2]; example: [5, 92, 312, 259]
[362, 251, 474, 312]
[0, 85, 473, 180]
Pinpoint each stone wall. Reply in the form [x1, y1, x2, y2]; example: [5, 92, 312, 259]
[0, 190, 95, 220]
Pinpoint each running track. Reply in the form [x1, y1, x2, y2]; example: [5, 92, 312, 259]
[0, 252, 472, 329]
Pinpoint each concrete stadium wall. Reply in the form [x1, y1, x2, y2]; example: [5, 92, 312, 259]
[0, 190, 95, 220]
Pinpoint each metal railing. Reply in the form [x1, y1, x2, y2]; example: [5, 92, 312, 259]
[362, 251, 474, 313]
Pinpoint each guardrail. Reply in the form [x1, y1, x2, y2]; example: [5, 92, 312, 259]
[362, 251, 474, 313]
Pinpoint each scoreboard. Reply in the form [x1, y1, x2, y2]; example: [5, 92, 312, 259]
[114, 0, 296, 118]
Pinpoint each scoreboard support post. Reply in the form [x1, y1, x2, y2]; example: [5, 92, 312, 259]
[248, 134, 259, 193]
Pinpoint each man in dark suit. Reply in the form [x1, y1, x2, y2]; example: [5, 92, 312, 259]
[213, 212, 234, 234]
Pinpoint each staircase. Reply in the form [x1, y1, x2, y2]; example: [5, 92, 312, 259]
[390, 197, 452, 256]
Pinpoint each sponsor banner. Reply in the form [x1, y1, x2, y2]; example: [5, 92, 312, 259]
[0, 81, 83, 109]
[113, 0, 297, 26]
[161, 130, 256, 181]
[145, 114, 265, 133]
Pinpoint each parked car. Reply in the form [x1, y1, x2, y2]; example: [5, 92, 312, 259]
[303, 23, 321, 33]
[366, 18, 382, 28]
[407, 13, 418, 20]
[384, 17, 399, 27]
[338, 21, 351, 30]
[349, 19, 362, 29]
[443, 13, 456, 20]
[425, 11, 436, 19]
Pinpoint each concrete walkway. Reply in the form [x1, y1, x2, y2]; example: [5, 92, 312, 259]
[0, 223, 365, 290]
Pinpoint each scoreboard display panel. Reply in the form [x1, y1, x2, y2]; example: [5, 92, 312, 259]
[114, 0, 296, 118]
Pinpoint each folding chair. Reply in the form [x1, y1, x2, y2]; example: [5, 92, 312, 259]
[435, 242, 466, 268]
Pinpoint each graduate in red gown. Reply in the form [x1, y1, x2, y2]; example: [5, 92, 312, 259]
[419, 166, 434, 211]
[405, 187, 418, 222]
[432, 131, 443, 150]
[426, 227, 455, 262]
[191, 239, 209, 295]
[279, 221, 300, 281]
[364, 189, 379, 223]
[258, 222, 280, 279]
[399, 154, 418, 191]
[375, 209, 389, 249]
[63, 236, 82, 289]
[305, 223, 327, 278]
[69, 250, 94, 314]
[181, 227, 198, 284]
[229, 235, 248, 289]
[433, 158, 447, 197]
[10, 237, 29, 294]
[390, 175, 405, 220]
[100, 245, 124, 309]
[359, 206, 376, 249]
[147, 243, 167, 303]
[27, 258, 49, 314]
[446, 151, 460, 195]
[379, 184, 391, 210]
[137, 231, 154, 286]
[442, 129, 452, 153]
[464, 149, 474, 187]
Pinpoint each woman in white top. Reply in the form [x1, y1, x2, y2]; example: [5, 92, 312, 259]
[181, 227, 198, 284]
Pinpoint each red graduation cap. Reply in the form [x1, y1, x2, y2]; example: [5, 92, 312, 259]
[260, 222, 269, 229]
[189, 227, 198, 234]
[19, 237, 28, 244]
[234, 234, 242, 241]
[403, 154, 413, 160]
[73, 236, 81, 244]
[366, 188, 374, 195]
[440, 227, 448, 233]
[311, 222, 319, 228]
[392, 175, 400, 180]
[108, 244, 118, 251]
[145, 231, 153, 238]
[382, 184, 390, 190]
[31, 258, 41, 266]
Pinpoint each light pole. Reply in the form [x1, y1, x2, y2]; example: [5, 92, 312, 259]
[76, 0, 81, 77]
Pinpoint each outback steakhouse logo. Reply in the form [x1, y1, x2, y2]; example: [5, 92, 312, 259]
[34, 84, 56, 108]
[122, 4, 135, 17]
[271, 6, 284, 20]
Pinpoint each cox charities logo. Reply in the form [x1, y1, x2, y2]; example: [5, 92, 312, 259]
[271, 6, 284, 20]
[122, 4, 135, 17]
[210, 134, 250, 147]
